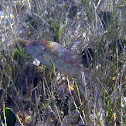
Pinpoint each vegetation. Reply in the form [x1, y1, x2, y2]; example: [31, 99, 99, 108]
[0, 0, 125, 125]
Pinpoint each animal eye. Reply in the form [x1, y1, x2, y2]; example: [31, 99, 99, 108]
[32, 42, 36, 46]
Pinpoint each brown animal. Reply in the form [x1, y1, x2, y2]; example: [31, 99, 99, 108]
[26, 40, 95, 81]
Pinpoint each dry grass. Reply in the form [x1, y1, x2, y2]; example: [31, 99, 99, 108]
[0, 0, 125, 125]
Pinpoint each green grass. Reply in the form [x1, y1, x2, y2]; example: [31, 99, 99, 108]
[0, 0, 125, 125]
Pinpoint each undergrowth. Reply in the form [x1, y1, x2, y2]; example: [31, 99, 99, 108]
[0, 0, 125, 125]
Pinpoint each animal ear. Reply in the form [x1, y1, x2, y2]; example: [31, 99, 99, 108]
[81, 48, 94, 68]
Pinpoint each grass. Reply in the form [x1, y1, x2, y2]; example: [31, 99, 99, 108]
[0, 0, 126, 125]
